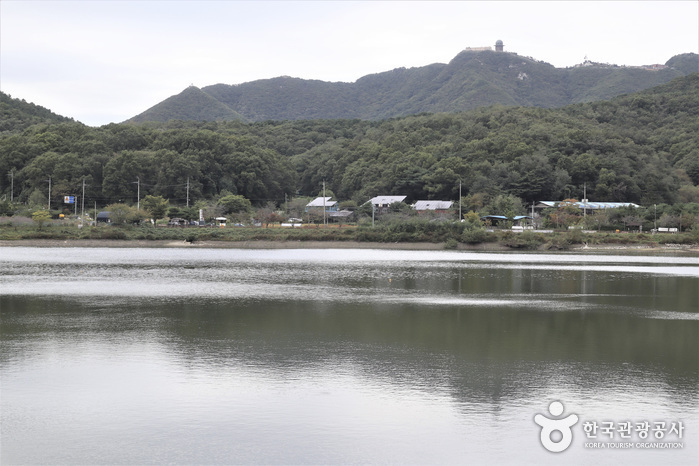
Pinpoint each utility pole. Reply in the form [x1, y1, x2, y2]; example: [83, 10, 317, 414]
[81, 179, 85, 223]
[8, 170, 13, 203]
[132, 177, 140, 210]
[459, 180, 462, 221]
[186, 177, 190, 208]
[47, 177, 51, 210]
[323, 180, 327, 227]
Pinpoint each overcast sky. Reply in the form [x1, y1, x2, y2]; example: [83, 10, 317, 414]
[1, 0, 697, 127]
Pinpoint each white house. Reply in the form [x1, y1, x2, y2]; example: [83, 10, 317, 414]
[305, 197, 338, 213]
[367, 195, 407, 214]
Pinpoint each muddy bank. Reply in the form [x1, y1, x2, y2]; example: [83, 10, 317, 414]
[0, 239, 506, 250]
[1, 239, 697, 254]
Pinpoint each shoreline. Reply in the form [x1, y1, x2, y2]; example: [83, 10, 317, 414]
[1, 239, 697, 254]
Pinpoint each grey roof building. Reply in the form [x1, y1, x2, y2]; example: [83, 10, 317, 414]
[535, 201, 639, 210]
[413, 200, 453, 211]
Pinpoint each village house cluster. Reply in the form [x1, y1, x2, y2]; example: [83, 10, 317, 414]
[304, 195, 454, 218]
[302, 195, 640, 228]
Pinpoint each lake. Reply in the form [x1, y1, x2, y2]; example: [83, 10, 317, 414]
[1, 247, 697, 464]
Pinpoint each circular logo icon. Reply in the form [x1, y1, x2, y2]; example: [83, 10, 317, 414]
[534, 401, 579, 453]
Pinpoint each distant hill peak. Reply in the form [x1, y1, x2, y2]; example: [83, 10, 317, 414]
[125, 51, 698, 124]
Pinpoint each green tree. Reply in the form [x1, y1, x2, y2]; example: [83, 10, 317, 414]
[486, 194, 524, 219]
[102, 151, 152, 201]
[570, 153, 600, 186]
[104, 203, 144, 225]
[461, 211, 488, 243]
[463, 193, 487, 214]
[545, 199, 582, 229]
[0, 200, 15, 216]
[286, 197, 311, 220]
[508, 153, 554, 202]
[28, 188, 47, 209]
[32, 210, 51, 230]
[141, 195, 169, 225]
[218, 194, 252, 215]
[256, 202, 284, 228]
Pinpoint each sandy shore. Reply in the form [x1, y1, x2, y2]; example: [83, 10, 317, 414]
[1, 238, 697, 254]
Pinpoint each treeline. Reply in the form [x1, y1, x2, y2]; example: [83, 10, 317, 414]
[0, 75, 698, 216]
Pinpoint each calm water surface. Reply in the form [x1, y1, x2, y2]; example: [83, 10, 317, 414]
[1, 247, 697, 465]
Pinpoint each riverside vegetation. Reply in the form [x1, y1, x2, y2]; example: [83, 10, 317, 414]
[1, 210, 697, 251]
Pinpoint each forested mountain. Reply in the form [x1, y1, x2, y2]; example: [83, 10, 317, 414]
[126, 51, 698, 123]
[1, 74, 697, 213]
[128, 86, 246, 123]
[0, 92, 74, 133]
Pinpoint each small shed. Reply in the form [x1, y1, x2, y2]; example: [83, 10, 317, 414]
[328, 210, 354, 225]
[96, 211, 111, 223]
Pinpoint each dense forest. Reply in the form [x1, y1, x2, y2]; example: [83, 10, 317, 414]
[0, 92, 74, 133]
[127, 52, 698, 123]
[1, 74, 698, 221]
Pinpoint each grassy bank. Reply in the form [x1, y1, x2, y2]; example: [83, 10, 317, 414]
[1, 218, 697, 251]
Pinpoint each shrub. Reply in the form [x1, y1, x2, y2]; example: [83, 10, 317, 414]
[503, 231, 545, 249]
[31, 210, 52, 230]
[544, 234, 572, 250]
[444, 238, 459, 250]
[566, 229, 585, 245]
[461, 228, 489, 244]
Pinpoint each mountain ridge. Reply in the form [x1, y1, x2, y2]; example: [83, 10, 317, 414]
[125, 50, 698, 124]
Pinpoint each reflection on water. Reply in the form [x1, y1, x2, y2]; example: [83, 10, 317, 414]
[1, 248, 697, 464]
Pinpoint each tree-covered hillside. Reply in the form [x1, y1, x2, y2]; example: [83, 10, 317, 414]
[126, 51, 698, 123]
[0, 92, 74, 133]
[129, 86, 246, 123]
[1, 75, 697, 212]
